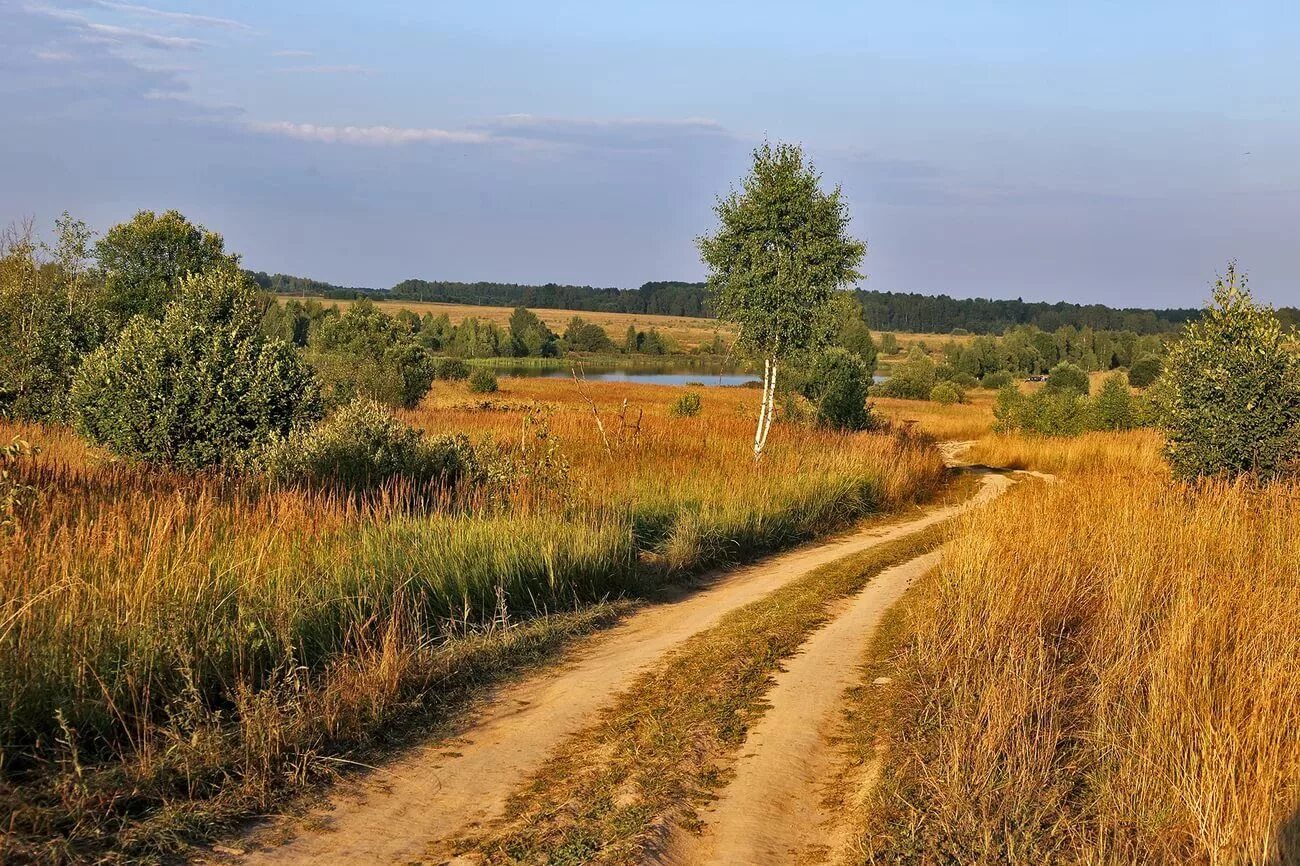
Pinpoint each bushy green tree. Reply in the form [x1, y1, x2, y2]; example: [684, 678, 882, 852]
[1093, 373, 1135, 430]
[509, 306, 558, 357]
[95, 209, 237, 327]
[873, 346, 936, 400]
[980, 370, 1015, 390]
[879, 332, 900, 355]
[563, 316, 614, 353]
[698, 141, 865, 459]
[1162, 264, 1300, 481]
[0, 214, 106, 421]
[432, 357, 471, 381]
[1045, 361, 1090, 395]
[930, 382, 961, 405]
[830, 293, 878, 370]
[308, 299, 435, 408]
[71, 268, 321, 467]
[1128, 354, 1163, 388]
[468, 368, 499, 393]
[994, 385, 1093, 436]
[801, 348, 872, 430]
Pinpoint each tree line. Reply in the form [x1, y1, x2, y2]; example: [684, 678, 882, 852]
[251, 270, 1298, 336]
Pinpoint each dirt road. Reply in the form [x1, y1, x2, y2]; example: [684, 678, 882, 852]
[236, 448, 1013, 865]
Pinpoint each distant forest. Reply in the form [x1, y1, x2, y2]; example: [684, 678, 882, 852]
[248, 271, 1300, 336]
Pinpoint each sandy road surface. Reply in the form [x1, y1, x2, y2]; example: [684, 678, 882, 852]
[234, 474, 986, 865]
[665, 470, 1015, 866]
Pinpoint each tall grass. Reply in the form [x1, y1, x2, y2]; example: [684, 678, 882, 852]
[0, 377, 943, 861]
[865, 431, 1300, 864]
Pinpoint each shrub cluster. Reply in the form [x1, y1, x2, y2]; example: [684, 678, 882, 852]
[802, 348, 874, 431]
[261, 399, 481, 496]
[71, 269, 322, 468]
[468, 368, 499, 393]
[995, 373, 1151, 436]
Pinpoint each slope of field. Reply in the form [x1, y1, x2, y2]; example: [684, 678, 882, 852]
[0, 377, 944, 862]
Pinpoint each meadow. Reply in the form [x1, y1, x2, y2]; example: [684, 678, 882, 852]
[0, 376, 944, 861]
[281, 294, 964, 359]
[853, 427, 1300, 864]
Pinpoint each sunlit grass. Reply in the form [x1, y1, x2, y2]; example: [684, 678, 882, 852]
[862, 431, 1300, 864]
[0, 377, 943, 860]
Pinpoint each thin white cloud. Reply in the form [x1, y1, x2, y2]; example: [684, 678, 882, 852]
[276, 64, 373, 75]
[88, 0, 250, 30]
[34, 48, 77, 61]
[248, 121, 492, 146]
[271, 49, 314, 58]
[28, 6, 205, 49]
[246, 115, 732, 151]
[83, 19, 204, 49]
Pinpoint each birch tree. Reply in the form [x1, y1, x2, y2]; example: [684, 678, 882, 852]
[697, 142, 865, 460]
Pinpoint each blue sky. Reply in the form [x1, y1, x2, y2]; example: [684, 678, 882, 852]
[3, 1, 1298, 306]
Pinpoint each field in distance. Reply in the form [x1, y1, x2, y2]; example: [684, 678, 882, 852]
[280, 294, 973, 356]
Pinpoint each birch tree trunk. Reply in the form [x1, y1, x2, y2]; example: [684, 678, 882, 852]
[753, 356, 778, 461]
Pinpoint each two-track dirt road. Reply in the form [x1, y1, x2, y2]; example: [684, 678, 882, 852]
[232, 444, 1023, 866]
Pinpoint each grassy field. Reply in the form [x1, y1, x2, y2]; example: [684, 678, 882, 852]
[282, 294, 973, 357]
[853, 428, 1300, 864]
[289, 295, 734, 351]
[0, 376, 944, 862]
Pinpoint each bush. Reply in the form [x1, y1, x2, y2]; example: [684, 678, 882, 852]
[994, 385, 1093, 436]
[804, 348, 873, 431]
[307, 299, 436, 409]
[468, 368, 499, 394]
[1093, 373, 1135, 431]
[433, 357, 471, 381]
[1045, 361, 1090, 395]
[1162, 264, 1300, 481]
[872, 347, 935, 400]
[980, 370, 1015, 390]
[670, 391, 702, 417]
[261, 399, 480, 495]
[71, 269, 322, 468]
[1128, 354, 1163, 388]
[930, 382, 961, 405]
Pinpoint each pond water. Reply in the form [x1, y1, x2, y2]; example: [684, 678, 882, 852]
[495, 364, 887, 388]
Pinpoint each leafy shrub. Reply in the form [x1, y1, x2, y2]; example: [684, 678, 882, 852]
[930, 382, 961, 405]
[804, 348, 873, 431]
[1162, 264, 1300, 481]
[1128, 354, 1163, 388]
[71, 269, 322, 468]
[468, 368, 499, 393]
[261, 399, 480, 495]
[433, 357, 471, 381]
[872, 347, 935, 400]
[994, 385, 1094, 436]
[307, 300, 436, 409]
[563, 316, 614, 353]
[670, 391, 702, 417]
[1045, 361, 1090, 395]
[980, 370, 1015, 390]
[1093, 373, 1135, 430]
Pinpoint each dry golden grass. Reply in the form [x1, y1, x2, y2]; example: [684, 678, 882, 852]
[0, 377, 944, 861]
[871, 392, 998, 441]
[862, 431, 1300, 864]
